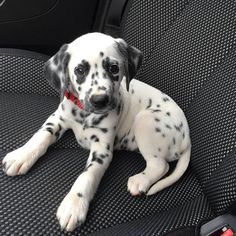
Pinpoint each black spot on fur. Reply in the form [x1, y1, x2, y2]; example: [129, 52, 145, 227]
[45, 127, 53, 135]
[152, 109, 161, 113]
[142, 172, 145, 175]
[55, 124, 62, 140]
[163, 97, 170, 102]
[78, 86, 81, 91]
[117, 103, 122, 115]
[119, 134, 126, 144]
[156, 104, 161, 107]
[123, 139, 128, 145]
[106, 144, 110, 150]
[92, 113, 108, 126]
[95, 64, 98, 68]
[89, 125, 108, 133]
[175, 152, 179, 158]
[103, 73, 107, 78]
[146, 98, 152, 108]
[92, 151, 103, 164]
[46, 122, 54, 126]
[155, 118, 160, 122]
[91, 73, 95, 79]
[155, 127, 161, 132]
[94, 80, 98, 85]
[166, 112, 171, 116]
[72, 108, 77, 116]
[79, 112, 86, 119]
[100, 128, 108, 133]
[162, 134, 166, 138]
[131, 89, 135, 94]
[77, 193, 83, 197]
[75, 119, 83, 124]
[174, 125, 181, 132]
[61, 104, 65, 111]
[96, 71, 99, 76]
[158, 148, 161, 152]
[165, 124, 172, 129]
[100, 52, 104, 57]
[90, 135, 99, 142]
[183, 132, 185, 139]
[173, 137, 176, 145]
[98, 86, 106, 91]
[74, 60, 90, 84]
[132, 136, 135, 142]
[100, 154, 106, 159]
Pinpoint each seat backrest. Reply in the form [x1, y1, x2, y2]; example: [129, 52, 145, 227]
[120, 0, 236, 215]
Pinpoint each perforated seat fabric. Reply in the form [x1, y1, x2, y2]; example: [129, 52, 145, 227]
[0, 0, 236, 235]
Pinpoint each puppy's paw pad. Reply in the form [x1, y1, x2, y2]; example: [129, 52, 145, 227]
[2, 148, 35, 176]
[57, 192, 89, 232]
[127, 173, 152, 196]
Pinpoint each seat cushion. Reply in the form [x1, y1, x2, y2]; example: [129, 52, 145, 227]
[0, 48, 57, 97]
[90, 194, 213, 236]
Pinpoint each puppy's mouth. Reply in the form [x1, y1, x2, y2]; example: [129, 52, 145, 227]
[84, 96, 117, 114]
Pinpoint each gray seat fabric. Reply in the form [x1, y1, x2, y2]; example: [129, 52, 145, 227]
[0, 0, 236, 235]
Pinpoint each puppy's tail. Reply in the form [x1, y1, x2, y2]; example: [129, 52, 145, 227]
[146, 146, 191, 195]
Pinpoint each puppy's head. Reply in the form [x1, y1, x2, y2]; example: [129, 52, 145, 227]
[45, 32, 142, 113]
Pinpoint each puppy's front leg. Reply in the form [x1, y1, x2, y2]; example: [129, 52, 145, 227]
[2, 110, 67, 176]
[57, 142, 112, 232]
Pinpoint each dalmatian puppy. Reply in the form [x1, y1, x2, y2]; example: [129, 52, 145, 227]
[2, 32, 191, 231]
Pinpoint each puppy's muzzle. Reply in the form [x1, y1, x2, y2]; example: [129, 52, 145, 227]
[90, 94, 109, 109]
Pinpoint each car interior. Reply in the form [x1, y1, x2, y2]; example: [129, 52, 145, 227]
[0, 0, 236, 235]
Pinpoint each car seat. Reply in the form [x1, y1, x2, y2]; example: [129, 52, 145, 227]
[0, 0, 235, 235]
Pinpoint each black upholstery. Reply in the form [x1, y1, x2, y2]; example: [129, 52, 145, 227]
[1, 0, 236, 235]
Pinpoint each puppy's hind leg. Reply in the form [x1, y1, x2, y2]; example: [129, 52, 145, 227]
[2, 110, 67, 176]
[127, 110, 169, 196]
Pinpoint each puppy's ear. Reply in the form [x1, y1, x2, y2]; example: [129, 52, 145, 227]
[44, 44, 71, 96]
[116, 39, 142, 91]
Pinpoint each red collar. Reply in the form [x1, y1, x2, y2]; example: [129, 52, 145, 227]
[64, 91, 84, 109]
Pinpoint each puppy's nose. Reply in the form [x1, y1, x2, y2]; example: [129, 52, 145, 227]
[90, 94, 109, 108]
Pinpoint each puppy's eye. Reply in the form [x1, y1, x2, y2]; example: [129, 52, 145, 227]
[109, 64, 119, 74]
[74, 66, 85, 76]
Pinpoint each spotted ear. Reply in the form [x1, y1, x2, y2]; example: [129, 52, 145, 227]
[44, 44, 71, 96]
[116, 39, 142, 91]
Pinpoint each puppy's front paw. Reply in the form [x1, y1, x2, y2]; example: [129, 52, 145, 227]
[57, 192, 89, 232]
[127, 173, 152, 196]
[2, 148, 36, 176]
